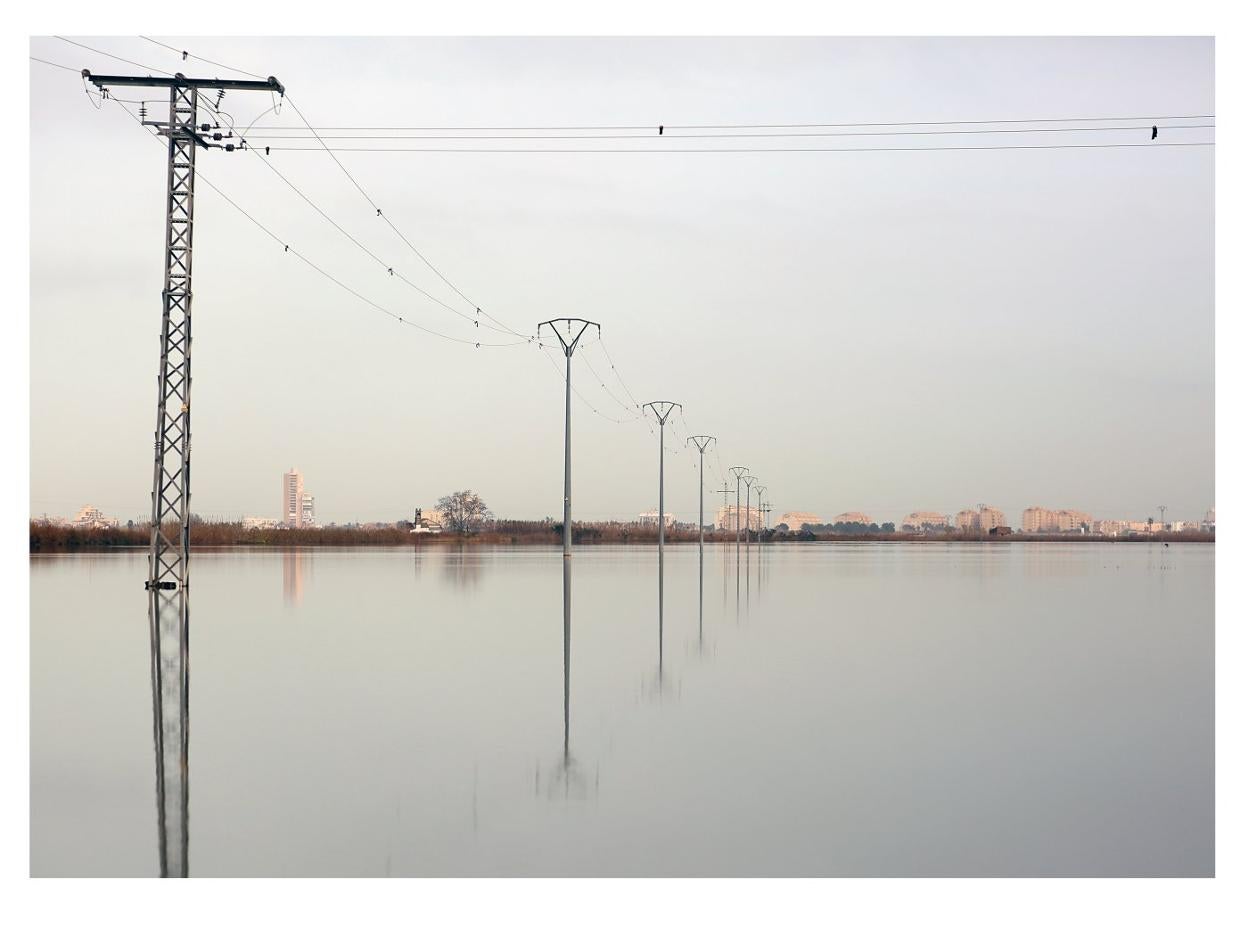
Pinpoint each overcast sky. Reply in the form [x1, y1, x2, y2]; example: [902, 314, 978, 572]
[29, 37, 1214, 525]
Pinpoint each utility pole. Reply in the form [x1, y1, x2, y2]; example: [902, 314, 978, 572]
[714, 483, 733, 538]
[686, 435, 716, 552]
[643, 402, 682, 554]
[730, 467, 749, 549]
[83, 70, 284, 591]
[744, 476, 758, 543]
[538, 318, 600, 557]
[755, 486, 767, 539]
[1158, 505, 1167, 529]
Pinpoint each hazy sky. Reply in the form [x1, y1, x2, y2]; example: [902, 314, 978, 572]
[29, 37, 1214, 525]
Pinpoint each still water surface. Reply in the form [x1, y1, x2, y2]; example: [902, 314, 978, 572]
[30, 542, 1213, 876]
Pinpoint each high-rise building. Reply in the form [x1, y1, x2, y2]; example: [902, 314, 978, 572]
[716, 505, 764, 532]
[1021, 507, 1092, 533]
[956, 505, 1007, 532]
[901, 511, 950, 532]
[283, 468, 304, 528]
[301, 493, 316, 528]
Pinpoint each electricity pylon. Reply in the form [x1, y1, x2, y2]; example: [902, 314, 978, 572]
[744, 476, 758, 542]
[1158, 505, 1167, 529]
[83, 70, 285, 591]
[538, 318, 600, 557]
[643, 401, 682, 555]
[686, 435, 716, 551]
[729, 467, 749, 549]
[755, 486, 767, 538]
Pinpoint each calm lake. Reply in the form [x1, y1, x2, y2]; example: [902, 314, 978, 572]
[30, 542, 1213, 877]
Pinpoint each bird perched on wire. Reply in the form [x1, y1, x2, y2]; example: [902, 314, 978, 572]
[1151, 125, 1158, 140]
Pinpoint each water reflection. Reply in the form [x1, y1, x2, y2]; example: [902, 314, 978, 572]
[282, 550, 309, 606]
[537, 557, 595, 800]
[441, 545, 484, 589]
[147, 588, 189, 877]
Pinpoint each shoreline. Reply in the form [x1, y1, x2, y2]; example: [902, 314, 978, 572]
[28, 520, 1214, 553]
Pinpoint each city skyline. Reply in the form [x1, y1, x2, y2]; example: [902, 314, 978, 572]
[29, 37, 1213, 526]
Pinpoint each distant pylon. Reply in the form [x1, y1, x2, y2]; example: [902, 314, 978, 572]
[538, 318, 600, 557]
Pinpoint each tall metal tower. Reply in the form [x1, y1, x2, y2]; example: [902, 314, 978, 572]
[686, 435, 716, 551]
[84, 70, 284, 591]
[729, 467, 749, 549]
[744, 476, 758, 542]
[643, 401, 682, 555]
[538, 318, 600, 557]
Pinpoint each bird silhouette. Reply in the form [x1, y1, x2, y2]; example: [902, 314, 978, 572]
[1151, 125, 1158, 140]
[659, 125, 664, 136]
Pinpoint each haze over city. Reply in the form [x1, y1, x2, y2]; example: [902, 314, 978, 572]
[29, 37, 1214, 525]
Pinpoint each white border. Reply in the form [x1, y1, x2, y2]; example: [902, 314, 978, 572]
[5, 3, 1241, 933]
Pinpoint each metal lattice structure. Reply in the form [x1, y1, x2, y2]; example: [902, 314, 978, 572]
[148, 84, 199, 590]
[84, 70, 284, 590]
[148, 589, 189, 877]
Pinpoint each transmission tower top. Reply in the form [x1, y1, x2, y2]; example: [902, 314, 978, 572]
[83, 69, 284, 94]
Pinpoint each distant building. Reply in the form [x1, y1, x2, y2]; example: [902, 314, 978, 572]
[282, 468, 316, 528]
[72, 504, 118, 529]
[411, 507, 443, 534]
[1093, 519, 1129, 536]
[955, 505, 1007, 532]
[832, 511, 873, 525]
[242, 517, 282, 530]
[638, 510, 675, 528]
[717, 505, 763, 532]
[1021, 507, 1092, 533]
[776, 511, 822, 531]
[901, 511, 950, 532]
[283, 469, 304, 528]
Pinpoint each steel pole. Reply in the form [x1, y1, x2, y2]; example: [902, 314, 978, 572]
[698, 450, 704, 552]
[728, 479, 738, 554]
[563, 349, 572, 557]
[658, 420, 665, 553]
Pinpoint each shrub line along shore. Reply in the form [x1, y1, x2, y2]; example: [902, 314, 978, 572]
[28, 520, 1213, 552]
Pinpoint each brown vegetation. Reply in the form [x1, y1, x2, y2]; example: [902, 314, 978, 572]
[28, 519, 1212, 552]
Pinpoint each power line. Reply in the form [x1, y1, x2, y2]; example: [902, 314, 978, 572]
[237, 135, 525, 338]
[282, 94, 528, 339]
[107, 98, 526, 349]
[30, 56, 82, 73]
[259, 142, 1215, 154]
[241, 114, 1215, 131]
[133, 35, 527, 340]
[139, 35, 267, 80]
[241, 124, 1213, 141]
[53, 36, 174, 76]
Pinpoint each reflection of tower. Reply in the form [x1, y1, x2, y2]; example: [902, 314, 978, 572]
[537, 557, 596, 800]
[147, 589, 189, 877]
[282, 550, 308, 606]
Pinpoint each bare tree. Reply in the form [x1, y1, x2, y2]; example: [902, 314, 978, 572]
[436, 490, 493, 534]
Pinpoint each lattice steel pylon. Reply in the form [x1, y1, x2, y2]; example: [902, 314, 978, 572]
[84, 70, 284, 590]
